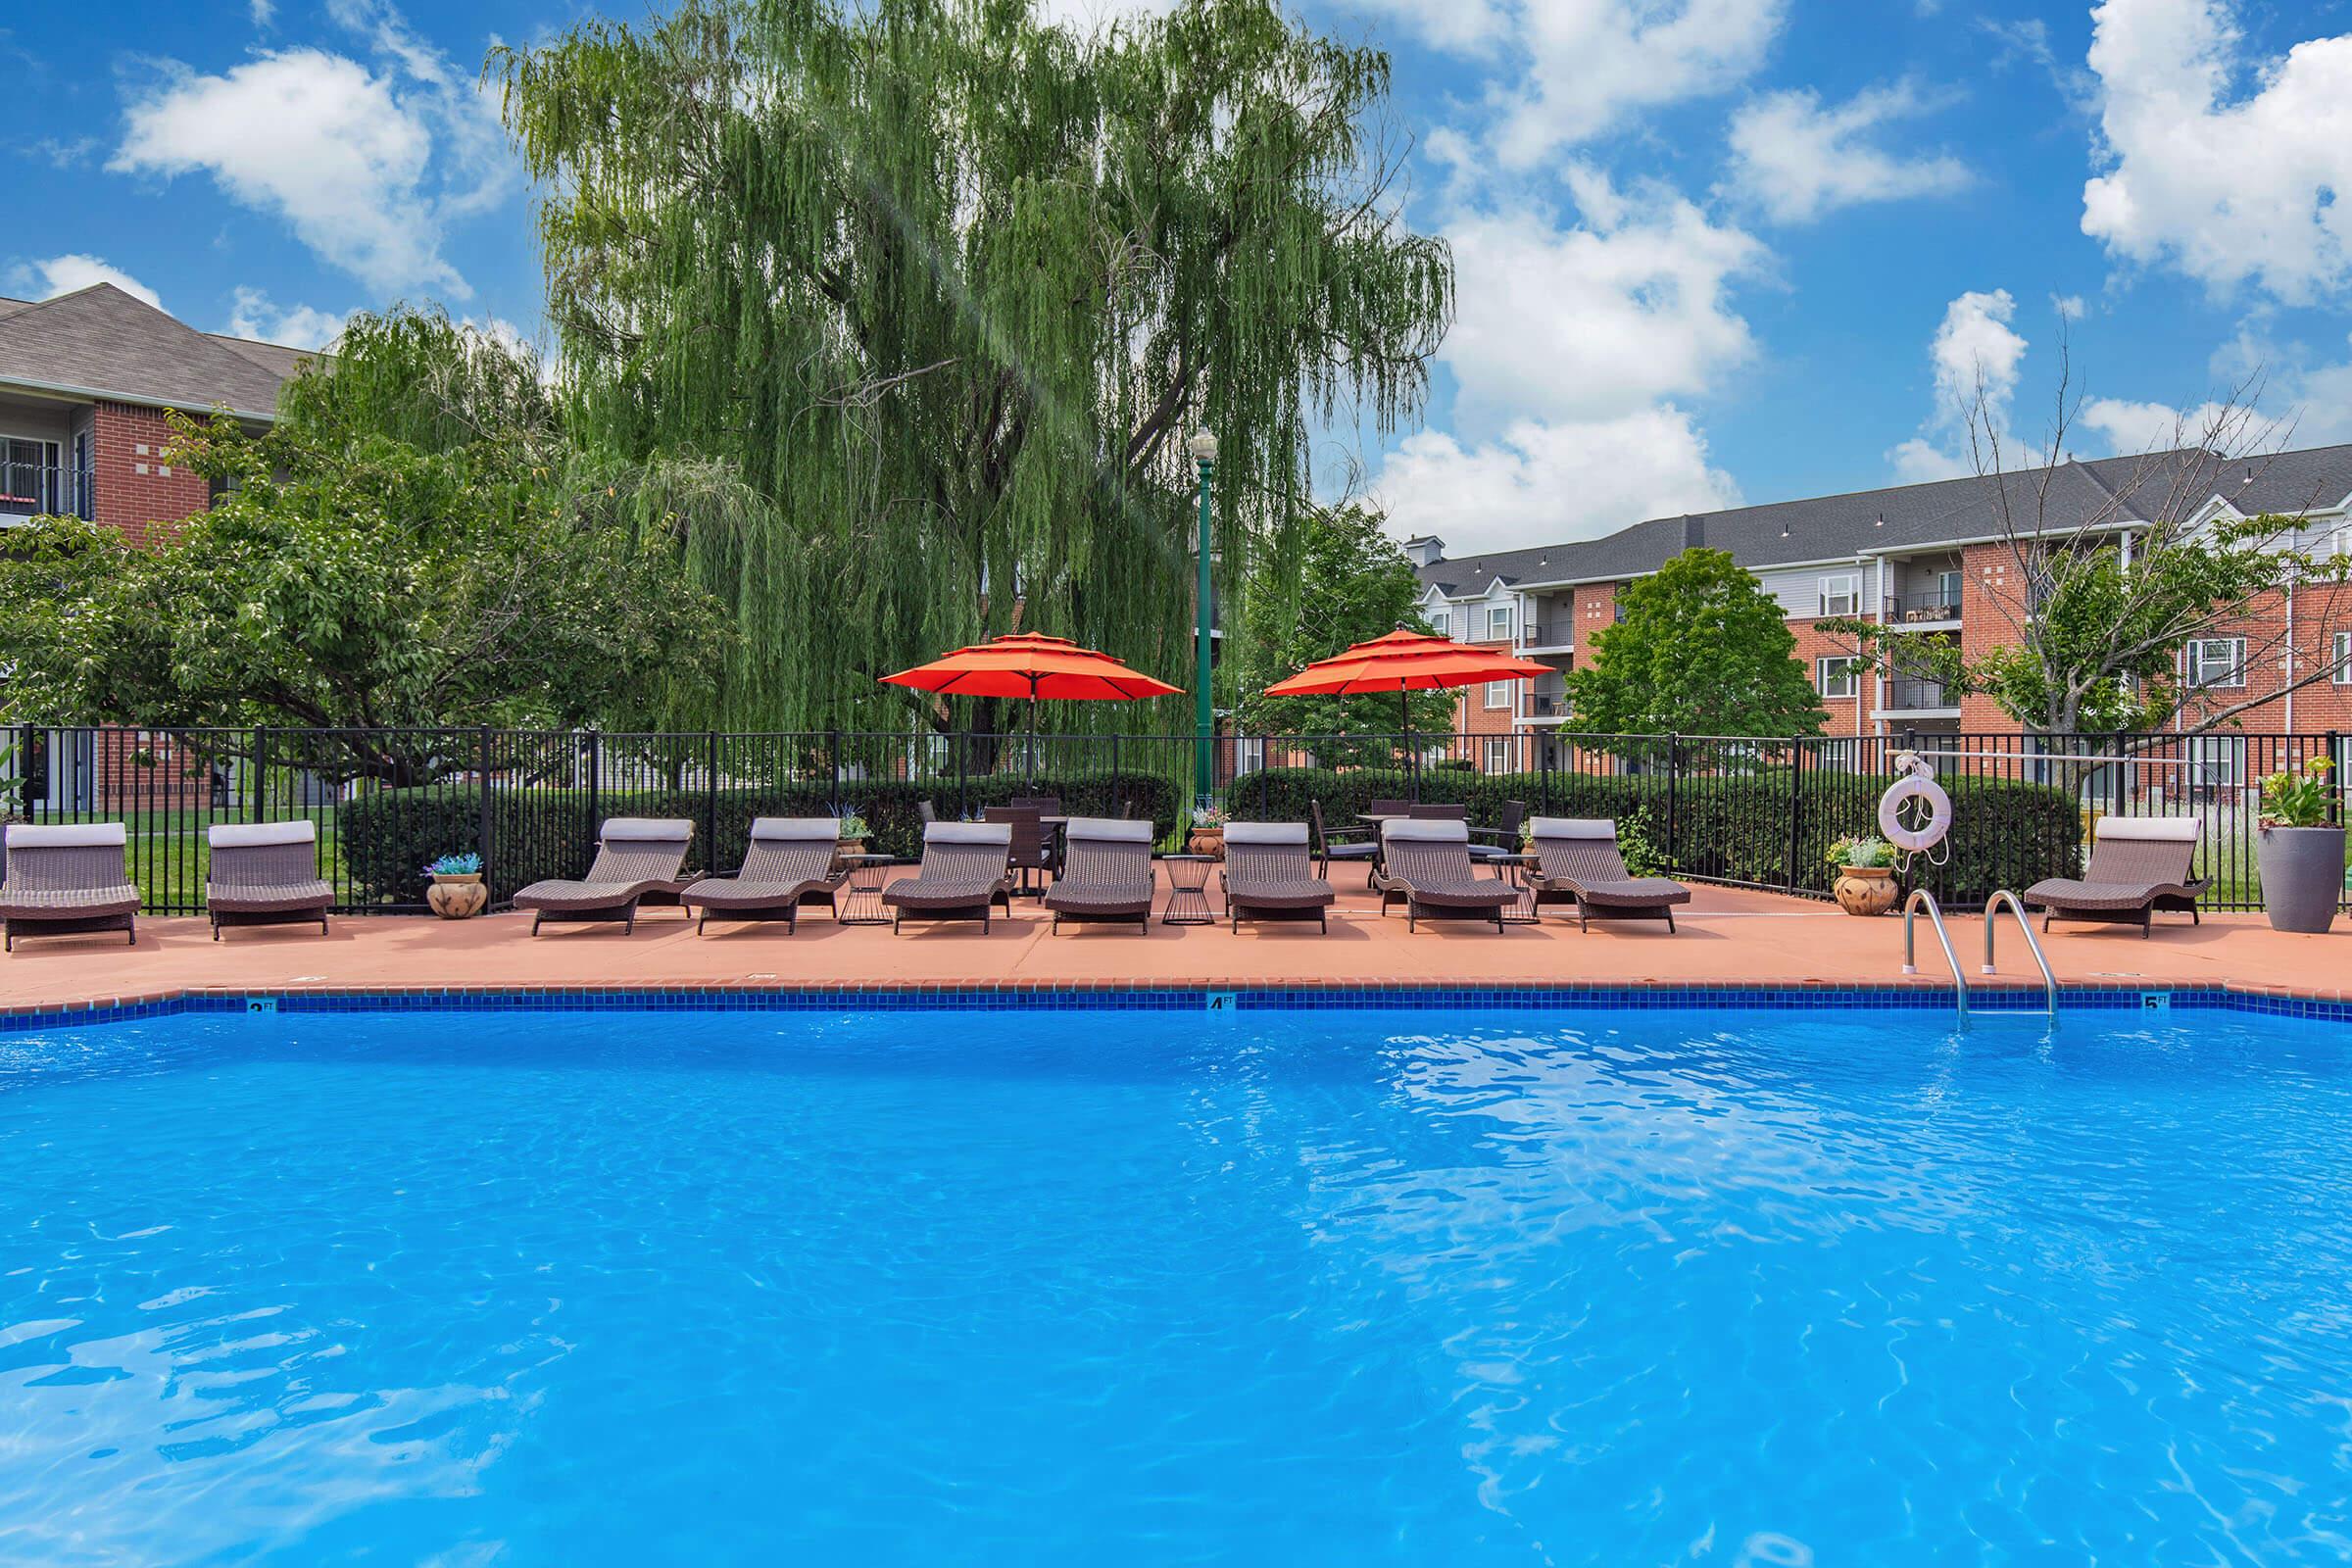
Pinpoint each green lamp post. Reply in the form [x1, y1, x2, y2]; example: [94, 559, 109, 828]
[1188, 429, 1218, 805]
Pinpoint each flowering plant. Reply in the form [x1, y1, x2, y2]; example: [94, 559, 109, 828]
[830, 805, 871, 839]
[1189, 805, 1229, 829]
[1825, 834, 1894, 870]
[2259, 755, 2336, 829]
[424, 851, 483, 876]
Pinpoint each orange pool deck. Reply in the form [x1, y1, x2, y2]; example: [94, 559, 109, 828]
[1, 876, 2346, 1014]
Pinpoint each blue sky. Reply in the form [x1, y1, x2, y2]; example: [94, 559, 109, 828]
[9, 0, 2352, 554]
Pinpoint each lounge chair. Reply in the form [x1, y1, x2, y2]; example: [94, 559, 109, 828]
[1310, 800, 1378, 883]
[206, 821, 333, 940]
[0, 823, 139, 952]
[1524, 817, 1691, 932]
[883, 821, 1016, 932]
[1372, 819, 1518, 932]
[679, 817, 850, 934]
[1221, 822, 1335, 932]
[1043, 818, 1154, 933]
[2023, 816, 2208, 937]
[512, 817, 696, 935]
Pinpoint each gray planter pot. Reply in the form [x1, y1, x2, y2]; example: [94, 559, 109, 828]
[2257, 825, 2346, 934]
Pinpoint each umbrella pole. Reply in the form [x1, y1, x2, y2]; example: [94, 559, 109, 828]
[1028, 677, 1040, 787]
[1399, 686, 1415, 801]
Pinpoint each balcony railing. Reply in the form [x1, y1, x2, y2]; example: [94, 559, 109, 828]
[1881, 678, 1957, 711]
[1883, 589, 1962, 624]
[0, 463, 95, 522]
[1517, 620, 1574, 649]
[1521, 690, 1569, 718]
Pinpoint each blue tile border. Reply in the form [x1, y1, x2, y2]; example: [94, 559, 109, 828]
[3, 982, 2349, 1031]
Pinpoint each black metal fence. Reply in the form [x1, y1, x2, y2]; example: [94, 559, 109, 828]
[0, 724, 2338, 914]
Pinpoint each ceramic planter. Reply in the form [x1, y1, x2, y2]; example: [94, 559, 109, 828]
[1188, 826, 1226, 860]
[426, 871, 488, 920]
[1833, 864, 1898, 916]
[2256, 825, 2345, 934]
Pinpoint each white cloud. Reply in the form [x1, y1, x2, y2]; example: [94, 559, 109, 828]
[1440, 174, 1767, 432]
[2082, 0, 2352, 303]
[18, 254, 163, 309]
[224, 287, 347, 351]
[1722, 81, 1972, 224]
[2077, 395, 2232, 454]
[1374, 411, 1742, 553]
[1888, 288, 2030, 481]
[112, 5, 512, 299]
[2053, 293, 2088, 319]
[1491, 0, 1788, 166]
[1030, 0, 1173, 28]
[1332, 0, 1512, 54]
[250, 0, 274, 24]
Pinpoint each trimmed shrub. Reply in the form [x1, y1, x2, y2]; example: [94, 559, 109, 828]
[1234, 763, 2081, 907]
[340, 769, 1181, 906]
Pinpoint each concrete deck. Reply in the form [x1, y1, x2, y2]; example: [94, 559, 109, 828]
[1, 874, 2345, 1013]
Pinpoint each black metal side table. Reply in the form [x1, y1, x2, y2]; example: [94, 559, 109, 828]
[1488, 852, 1541, 925]
[1159, 854, 1216, 926]
[837, 853, 895, 926]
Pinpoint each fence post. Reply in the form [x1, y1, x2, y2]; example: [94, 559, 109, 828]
[476, 726, 495, 897]
[1665, 733, 1682, 866]
[584, 730, 601, 836]
[251, 727, 269, 824]
[829, 728, 842, 806]
[956, 732, 968, 821]
[704, 730, 719, 867]
[1786, 742, 1804, 893]
[2332, 731, 2343, 827]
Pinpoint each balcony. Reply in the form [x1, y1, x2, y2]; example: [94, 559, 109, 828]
[1520, 689, 1570, 723]
[0, 463, 94, 523]
[1879, 678, 1959, 715]
[1882, 588, 1962, 627]
[1517, 620, 1575, 653]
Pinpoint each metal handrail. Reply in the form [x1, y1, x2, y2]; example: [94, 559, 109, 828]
[1982, 890, 2057, 1019]
[1901, 887, 1969, 1028]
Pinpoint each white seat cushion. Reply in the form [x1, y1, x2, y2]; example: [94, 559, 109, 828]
[1064, 817, 1152, 844]
[1529, 817, 1616, 840]
[751, 817, 841, 840]
[6, 822, 126, 849]
[208, 820, 317, 849]
[1223, 821, 1308, 847]
[927, 821, 1013, 846]
[1382, 818, 1469, 844]
[602, 817, 694, 843]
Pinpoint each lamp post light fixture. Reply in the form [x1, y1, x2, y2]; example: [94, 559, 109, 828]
[1188, 429, 1219, 806]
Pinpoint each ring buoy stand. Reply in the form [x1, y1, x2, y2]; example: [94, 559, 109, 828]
[1878, 752, 1952, 853]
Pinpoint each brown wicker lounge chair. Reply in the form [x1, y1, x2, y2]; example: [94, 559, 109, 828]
[512, 817, 696, 935]
[1372, 818, 1518, 932]
[1043, 818, 1154, 933]
[883, 821, 1017, 932]
[207, 821, 332, 939]
[679, 817, 851, 934]
[1221, 821, 1335, 932]
[1524, 817, 1691, 932]
[2023, 815, 2207, 937]
[1, 823, 140, 952]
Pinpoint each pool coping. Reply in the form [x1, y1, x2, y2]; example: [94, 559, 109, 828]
[8, 977, 2352, 1031]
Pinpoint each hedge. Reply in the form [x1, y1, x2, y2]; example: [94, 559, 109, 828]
[338, 769, 1183, 906]
[1233, 763, 2082, 906]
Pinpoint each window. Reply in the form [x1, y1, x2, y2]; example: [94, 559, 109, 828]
[1816, 657, 1860, 699]
[1, 437, 59, 517]
[2186, 735, 2245, 793]
[2184, 637, 2246, 689]
[1483, 738, 1511, 774]
[1484, 680, 1513, 710]
[1818, 572, 1861, 616]
[1486, 605, 1514, 642]
[2334, 630, 2352, 685]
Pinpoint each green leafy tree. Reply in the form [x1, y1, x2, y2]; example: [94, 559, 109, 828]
[1230, 502, 1451, 758]
[1568, 548, 1828, 736]
[495, 0, 1452, 737]
[0, 312, 730, 783]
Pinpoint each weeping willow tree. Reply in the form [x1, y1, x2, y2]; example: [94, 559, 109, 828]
[494, 0, 1451, 741]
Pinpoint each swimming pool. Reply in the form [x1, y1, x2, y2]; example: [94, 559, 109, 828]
[3, 1001, 2348, 1564]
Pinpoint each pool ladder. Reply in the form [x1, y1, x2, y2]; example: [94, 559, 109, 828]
[1901, 888, 2058, 1029]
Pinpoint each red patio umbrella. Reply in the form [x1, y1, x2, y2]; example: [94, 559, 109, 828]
[878, 633, 1184, 753]
[1260, 627, 1555, 748]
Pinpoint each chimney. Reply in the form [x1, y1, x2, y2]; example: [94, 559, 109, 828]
[1680, 514, 1705, 550]
[1400, 534, 1446, 567]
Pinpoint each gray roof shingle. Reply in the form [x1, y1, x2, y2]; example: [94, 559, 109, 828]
[1416, 443, 2352, 594]
[0, 283, 304, 417]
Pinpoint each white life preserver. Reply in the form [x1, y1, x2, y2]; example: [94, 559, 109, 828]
[1878, 772, 1952, 852]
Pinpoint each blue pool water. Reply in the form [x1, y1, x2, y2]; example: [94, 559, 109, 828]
[3, 1004, 2351, 1564]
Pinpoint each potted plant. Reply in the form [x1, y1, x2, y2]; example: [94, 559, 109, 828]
[423, 851, 487, 919]
[1187, 805, 1229, 858]
[833, 808, 871, 857]
[1826, 835, 1900, 916]
[2255, 756, 2343, 934]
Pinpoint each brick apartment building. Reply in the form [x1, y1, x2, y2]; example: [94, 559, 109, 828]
[1411, 442, 2352, 778]
[0, 281, 315, 808]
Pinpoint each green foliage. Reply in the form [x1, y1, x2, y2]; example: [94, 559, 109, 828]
[1230, 502, 1453, 756]
[338, 768, 1180, 905]
[1234, 763, 2078, 904]
[495, 0, 1452, 736]
[1568, 548, 1829, 737]
[1826, 835, 1894, 870]
[2259, 755, 2337, 828]
[0, 310, 730, 778]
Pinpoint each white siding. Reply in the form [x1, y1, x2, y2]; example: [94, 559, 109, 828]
[1753, 564, 1852, 618]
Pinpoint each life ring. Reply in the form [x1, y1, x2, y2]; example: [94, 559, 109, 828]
[1878, 772, 1952, 852]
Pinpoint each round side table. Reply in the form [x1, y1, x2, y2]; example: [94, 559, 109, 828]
[1159, 853, 1216, 926]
